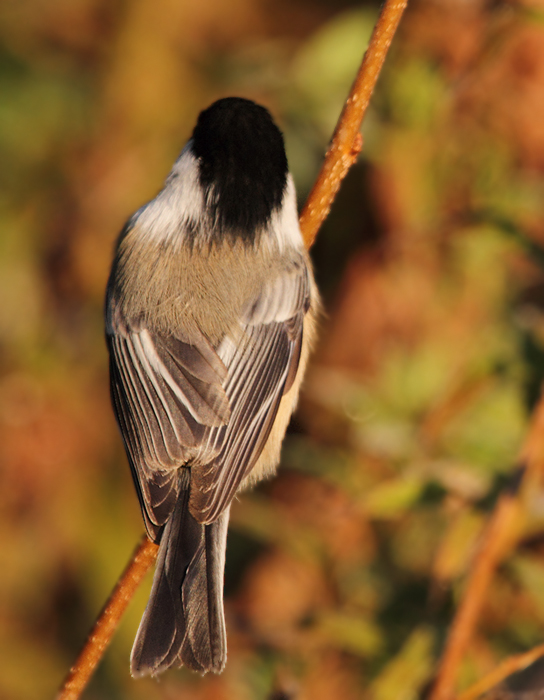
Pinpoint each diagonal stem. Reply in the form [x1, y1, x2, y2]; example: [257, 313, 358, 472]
[429, 395, 544, 700]
[56, 536, 158, 700]
[457, 641, 544, 700]
[300, 0, 409, 248]
[428, 490, 521, 700]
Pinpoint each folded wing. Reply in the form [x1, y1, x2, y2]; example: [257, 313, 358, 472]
[107, 255, 311, 536]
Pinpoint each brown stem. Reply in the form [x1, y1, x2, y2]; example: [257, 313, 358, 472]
[55, 2, 409, 698]
[428, 492, 520, 700]
[56, 536, 158, 700]
[300, 0, 409, 248]
[429, 396, 544, 700]
[457, 642, 544, 700]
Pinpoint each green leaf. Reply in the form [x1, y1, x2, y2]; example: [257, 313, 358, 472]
[363, 477, 424, 519]
[315, 610, 384, 657]
[370, 627, 435, 700]
[510, 556, 544, 620]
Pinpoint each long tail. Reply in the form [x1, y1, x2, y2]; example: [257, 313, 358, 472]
[130, 487, 230, 677]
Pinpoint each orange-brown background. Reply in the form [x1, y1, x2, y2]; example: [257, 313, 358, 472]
[3, 1, 544, 698]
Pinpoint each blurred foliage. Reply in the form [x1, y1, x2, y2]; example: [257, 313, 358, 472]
[5, 0, 544, 698]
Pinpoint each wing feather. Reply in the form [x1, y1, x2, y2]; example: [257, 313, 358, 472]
[107, 255, 312, 534]
[189, 270, 307, 522]
[108, 328, 230, 539]
[110, 353, 180, 538]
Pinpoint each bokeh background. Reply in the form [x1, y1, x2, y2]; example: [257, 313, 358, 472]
[3, 0, 544, 698]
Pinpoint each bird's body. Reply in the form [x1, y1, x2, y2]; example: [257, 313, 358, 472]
[105, 97, 318, 677]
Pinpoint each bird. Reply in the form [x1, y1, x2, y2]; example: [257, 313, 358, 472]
[105, 96, 319, 677]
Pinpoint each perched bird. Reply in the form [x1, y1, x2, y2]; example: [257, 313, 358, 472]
[105, 97, 319, 677]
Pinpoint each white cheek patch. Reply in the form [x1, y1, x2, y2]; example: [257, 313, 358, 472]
[268, 174, 304, 252]
[135, 143, 204, 245]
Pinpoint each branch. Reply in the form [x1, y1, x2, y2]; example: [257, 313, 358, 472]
[300, 0, 409, 248]
[56, 536, 158, 700]
[428, 491, 520, 700]
[55, 1, 408, 697]
[429, 396, 544, 700]
[457, 642, 544, 700]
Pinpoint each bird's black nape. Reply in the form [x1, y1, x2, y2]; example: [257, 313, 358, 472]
[191, 97, 289, 240]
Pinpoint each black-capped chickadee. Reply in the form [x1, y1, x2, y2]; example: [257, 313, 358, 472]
[105, 97, 319, 677]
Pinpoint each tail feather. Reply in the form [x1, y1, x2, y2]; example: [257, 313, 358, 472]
[181, 513, 229, 672]
[130, 485, 230, 677]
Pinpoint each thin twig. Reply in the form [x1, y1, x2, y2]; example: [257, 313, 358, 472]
[56, 536, 158, 700]
[55, 2, 409, 697]
[457, 642, 544, 700]
[429, 397, 544, 700]
[428, 492, 520, 700]
[299, 0, 409, 248]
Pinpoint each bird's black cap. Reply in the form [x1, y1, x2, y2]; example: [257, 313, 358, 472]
[191, 97, 289, 238]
